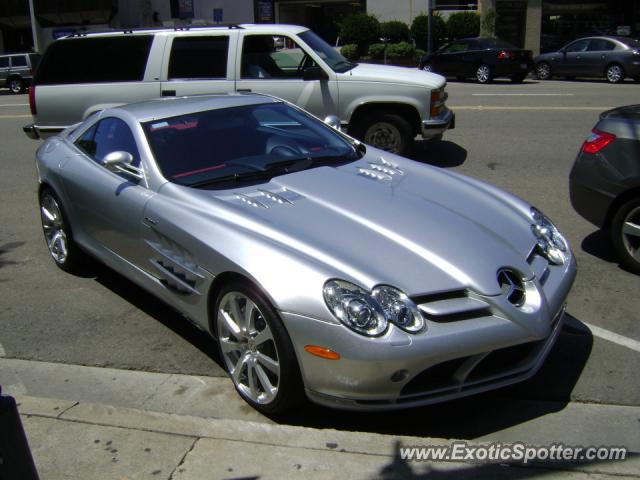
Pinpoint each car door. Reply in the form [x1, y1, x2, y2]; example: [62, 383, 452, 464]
[433, 41, 471, 76]
[61, 116, 153, 267]
[160, 33, 236, 97]
[234, 33, 339, 120]
[584, 38, 616, 76]
[0, 57, 9, 83]
[557, 39, 590, 76]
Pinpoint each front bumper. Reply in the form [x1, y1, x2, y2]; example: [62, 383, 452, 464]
[282, 253, 576, 411]
[421, 108, 455, 139]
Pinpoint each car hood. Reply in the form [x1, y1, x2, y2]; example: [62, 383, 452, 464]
[179, 155, 538, 297]
[338, 62, 446, 88]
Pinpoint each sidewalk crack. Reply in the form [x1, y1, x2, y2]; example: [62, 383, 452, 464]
[140, 373, 174, 408]
[56, 401, 79, 418]
[168, 437, 198, 480]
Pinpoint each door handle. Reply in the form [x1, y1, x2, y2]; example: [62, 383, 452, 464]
[144, 216, 158, 226]
[237, 89, 252, 93]
[161, 90, 176, 97]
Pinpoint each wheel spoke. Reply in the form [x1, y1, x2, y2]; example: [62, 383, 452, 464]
[219, 336, 243, 354]
[41, 205, 56, 223]
[244, 299, 257, 331]
[254, 364, 276, 402]
[219, 309, 242, 339]
[255, 352, 279, 376]
[247, 360, 259, 398]
[622, 221, 640, 238]
[231, 352, 249, 384]
[230, 296, 245, 331]
[253, 327, 273, 347]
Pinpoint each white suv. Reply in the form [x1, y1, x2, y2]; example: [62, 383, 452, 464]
[24, 24, 454, 154]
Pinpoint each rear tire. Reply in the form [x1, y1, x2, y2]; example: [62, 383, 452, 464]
[611, 198, 640, 273]
[8, 77, 23, 94]
[39, 188, 86, 273]
[353, 114, 414, 155]
[535, 62, 552, 80]
[214, 281, 303, 415]
[605, 63, 625, 83]
[476, 64, 492, 84]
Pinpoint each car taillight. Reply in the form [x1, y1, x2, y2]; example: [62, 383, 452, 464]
[498, 50, 516, 60]
[582, 128, 615, 154]
[28, 86, 36, 115]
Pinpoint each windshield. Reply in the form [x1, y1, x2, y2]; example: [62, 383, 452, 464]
[298, 30, 356, 73]
[143, 102, 361, 188]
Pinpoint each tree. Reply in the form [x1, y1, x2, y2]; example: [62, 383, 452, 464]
[410, 13, 446, 51]
[446, 12, 480, 40]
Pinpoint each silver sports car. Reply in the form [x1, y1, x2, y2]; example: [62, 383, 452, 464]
[36, 94, 576, 414]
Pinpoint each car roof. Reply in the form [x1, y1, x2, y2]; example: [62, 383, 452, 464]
[113, 93, 282, 122]
[57, 23, 308, 40]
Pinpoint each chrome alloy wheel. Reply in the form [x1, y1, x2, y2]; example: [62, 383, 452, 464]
[536, 62, 551, 80]
[422, 63, 433, 72]
[217, 292, 280, 405]
[364, 121, 402, 152]
[40, 193, 69, 264]
[621, 206, 640, 263]
[606, 64, 624, 83]
[476, 64, 491, 83]
[8, 78, 22, 94]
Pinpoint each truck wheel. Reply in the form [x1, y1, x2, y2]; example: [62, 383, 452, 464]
[8, 77, 23, 94]
[355, 114, 413, 155]
[611, 197, 640, 273]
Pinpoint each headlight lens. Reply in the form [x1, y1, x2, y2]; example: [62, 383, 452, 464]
[531, 207, 569, 265]
[323, 280, 425, 336]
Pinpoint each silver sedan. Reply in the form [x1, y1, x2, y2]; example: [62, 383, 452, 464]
[36, 94, 576, 413]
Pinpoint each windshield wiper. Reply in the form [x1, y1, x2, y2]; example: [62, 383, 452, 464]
[186, 170, 274, 189]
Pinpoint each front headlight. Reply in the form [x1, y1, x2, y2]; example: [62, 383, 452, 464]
[323, 280, 425, 336]
[531, 207, 569, 265]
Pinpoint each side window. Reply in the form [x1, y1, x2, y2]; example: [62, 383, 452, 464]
[587, 39, 615, 52]
[35, 35, 153, 85]
[241, 35, 317, 79]
[168, 36, 229, 79]
[11, 56, 27, 67]
[565, 40, 589, 53]
[0, 58, 9, 68]
[75, 118, 141, 167]
[442, 42, 468, 53]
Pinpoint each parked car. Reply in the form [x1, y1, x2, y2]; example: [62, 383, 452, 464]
[23, 24, 454, 155]
[419, 37, 533, 84]
[36, 93, 575, 413]
[534, 36, 640, 83]
[570, 105, 640, 273]
[0, 53, 40, 94]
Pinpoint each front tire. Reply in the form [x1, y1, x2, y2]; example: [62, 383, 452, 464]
[535, 62, 552, 80]
[611, 198, 640, 273]
[606, 64, 625, 83]
[8, 77, 23, 94]
[214, 281, 302, 414]
[421, 63, 433, 72]
[476, 64, 492, 83]
[39, 188, 85, 272]
[354, 114, 414, 155]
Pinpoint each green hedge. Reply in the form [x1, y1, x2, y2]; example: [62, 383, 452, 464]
[446, 11, 480, 39]
[339, 14, 380, 54]
[367, 43, 386, 60]
[380, 20, 409, 43]
[386, 41, 415, 59]
[340, 44, 359, 61]
[410, 13, 446, 51]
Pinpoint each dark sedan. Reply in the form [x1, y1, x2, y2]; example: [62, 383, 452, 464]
[570, 105, 640, 273]
[419, 37, 533, 83]
[534, 36, 640, 83]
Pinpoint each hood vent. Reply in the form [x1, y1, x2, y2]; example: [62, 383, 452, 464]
[369, 157, 404, 176]
[415, 290, 491, 323]
[228, 188, 304, 209]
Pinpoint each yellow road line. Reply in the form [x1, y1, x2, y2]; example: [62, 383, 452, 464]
[451, 106, 612, 111]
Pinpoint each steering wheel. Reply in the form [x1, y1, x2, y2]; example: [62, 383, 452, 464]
[269, 145, 301, 157]
[296, 54, 312, 75]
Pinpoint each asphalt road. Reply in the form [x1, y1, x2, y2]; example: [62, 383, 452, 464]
[0, 79, 638, 439]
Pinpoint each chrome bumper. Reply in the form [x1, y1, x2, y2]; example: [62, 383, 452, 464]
[421, 108, 455, 139]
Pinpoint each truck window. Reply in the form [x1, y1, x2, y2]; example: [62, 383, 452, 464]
[34, 35, 153, 85]
[168, 36, 229, 79]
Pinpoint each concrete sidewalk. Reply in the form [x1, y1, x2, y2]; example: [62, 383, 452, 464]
[2, 358, 639, 479]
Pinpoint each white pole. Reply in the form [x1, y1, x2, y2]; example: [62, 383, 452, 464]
[28, 0, 39, 52]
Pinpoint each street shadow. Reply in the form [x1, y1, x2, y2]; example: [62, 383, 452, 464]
[581, 229, 617, 263]
[407, 140, 467, 168]
[274, 314, 592, 440]
[0, 88, 25, 96]
[89, 262, 221, 365]
[0, 241, 25, 269]
[448, 78, 539, 85]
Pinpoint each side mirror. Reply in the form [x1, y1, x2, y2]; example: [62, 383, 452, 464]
[323, 115, 341, 131]
[102, 151, 144, 181]
[303, 66, 328, 81]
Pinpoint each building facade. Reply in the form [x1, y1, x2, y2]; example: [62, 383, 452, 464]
[0, 0, 637, 55]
